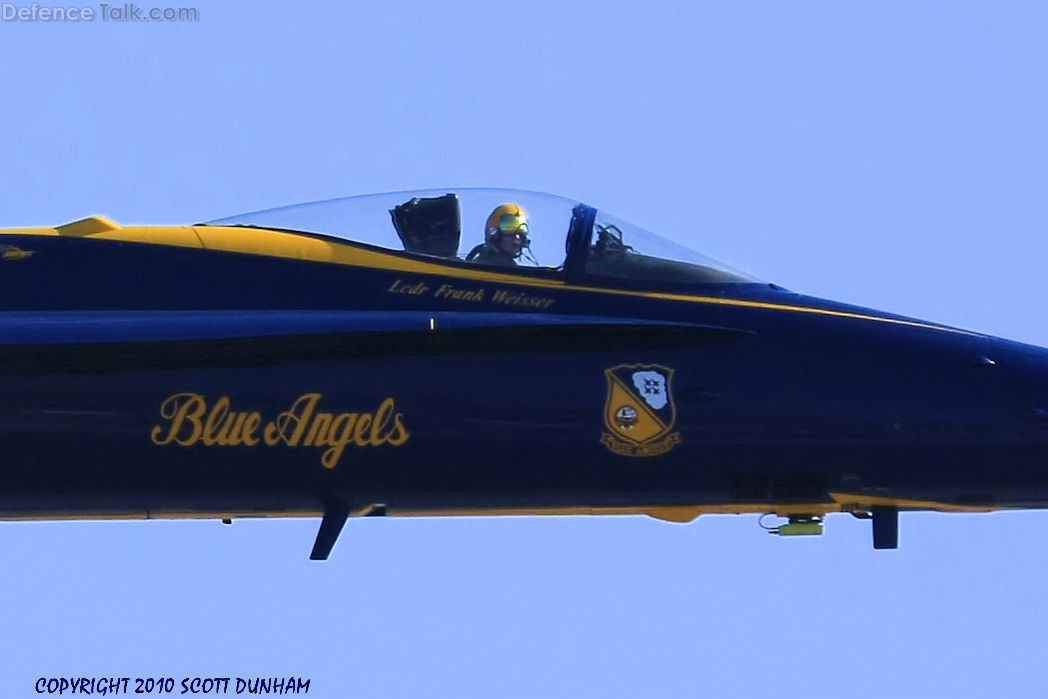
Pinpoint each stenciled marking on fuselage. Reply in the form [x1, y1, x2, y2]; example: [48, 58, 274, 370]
[150, 393, 410, 468]
[0, 244, 34, 260]
[387, 278, 557, 309]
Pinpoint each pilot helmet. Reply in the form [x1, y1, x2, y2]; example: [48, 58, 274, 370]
[485, 204, 530, 257]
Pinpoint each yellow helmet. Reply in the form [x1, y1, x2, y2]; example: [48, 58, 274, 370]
[485, 204, 530, 251]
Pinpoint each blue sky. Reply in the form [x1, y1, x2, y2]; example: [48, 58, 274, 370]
[2, 2, 1048, 697]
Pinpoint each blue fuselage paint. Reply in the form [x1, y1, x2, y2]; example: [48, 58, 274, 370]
[1, 233, 1046, 517]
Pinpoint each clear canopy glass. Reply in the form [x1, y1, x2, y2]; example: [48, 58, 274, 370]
[206, 188, 758, 284]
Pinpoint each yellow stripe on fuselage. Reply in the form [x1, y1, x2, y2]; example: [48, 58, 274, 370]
[0, 495, 1000, 524]
[385, 494, 1002, 523]
[0, 219, 978, 337]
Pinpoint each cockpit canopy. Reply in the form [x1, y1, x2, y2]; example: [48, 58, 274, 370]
[207, 188, 758, 285]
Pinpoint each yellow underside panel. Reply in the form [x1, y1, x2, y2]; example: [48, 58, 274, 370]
[0, 493, 1002, 524]
[0, 509, 323, 522]
[386, 494, 1002, 523]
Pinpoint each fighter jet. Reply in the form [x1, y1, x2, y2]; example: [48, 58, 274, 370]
[1, 188, 1044, 558]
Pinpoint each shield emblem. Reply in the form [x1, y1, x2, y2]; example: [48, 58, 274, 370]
[601, 364, 681, 457]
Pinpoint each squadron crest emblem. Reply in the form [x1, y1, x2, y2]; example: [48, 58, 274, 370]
[601, 364, 681, 457]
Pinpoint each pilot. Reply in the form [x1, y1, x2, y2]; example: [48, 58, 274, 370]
[466, 204, 530, 266]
